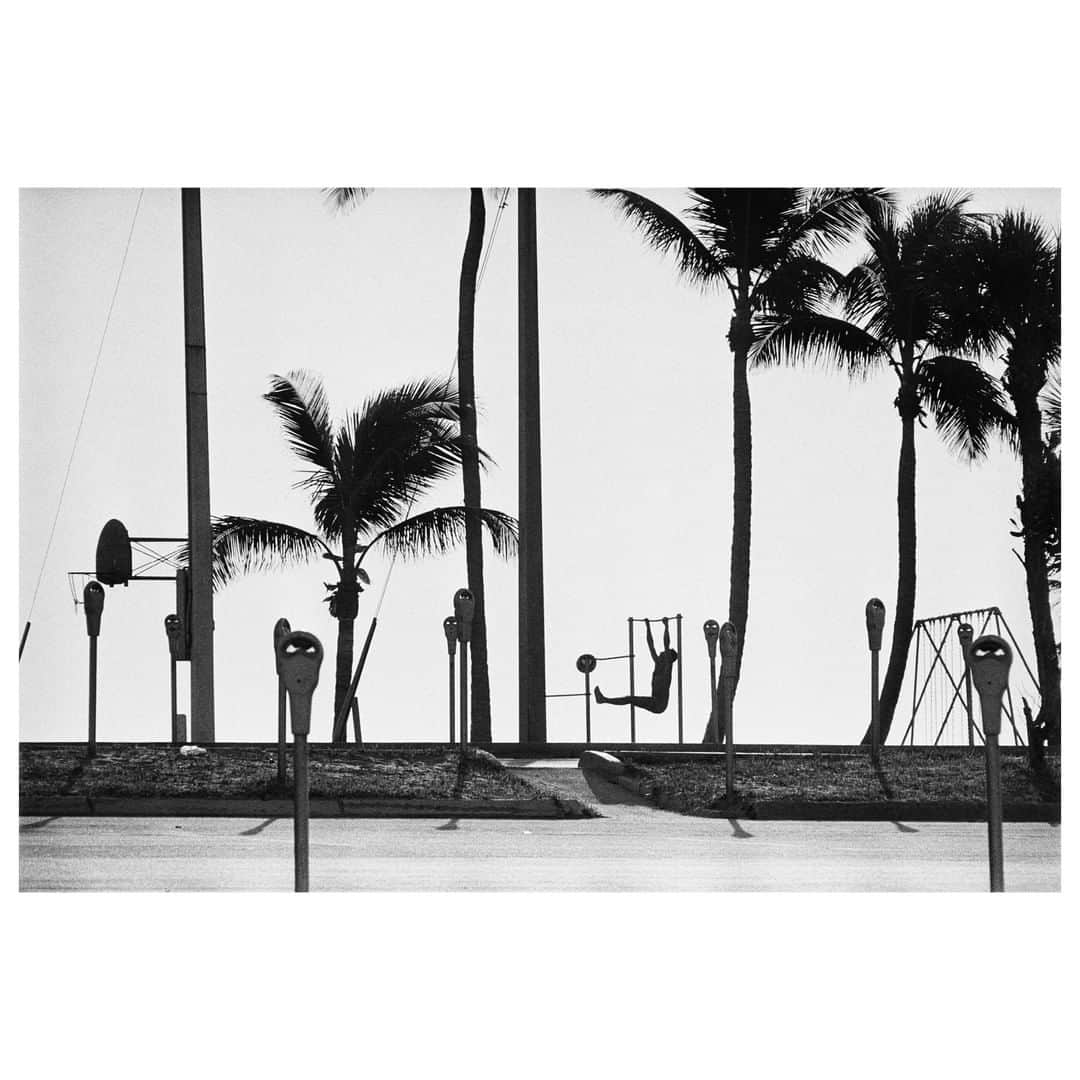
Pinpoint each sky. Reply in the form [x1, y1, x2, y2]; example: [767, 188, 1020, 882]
[18, 186, 1060, 746]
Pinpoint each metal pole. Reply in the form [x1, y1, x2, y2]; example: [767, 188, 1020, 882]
[294, 734, 309, 892]
[704, 620, 720, 749]
[88, 636, 98, 759]
[448, 653, 456, 743]
[958, 623, 975, 748]
[170, 658, 179, 744]
[180, 188, 215, 743]
[459, 639, 469, 747]
[985, 733, 1003, 892]
[866, 599, 885, 764]
[585, 670, 592, 744]
[676, 614, 684, 745]
[628, 618, 636, 744]
[518, 187, 547, 745]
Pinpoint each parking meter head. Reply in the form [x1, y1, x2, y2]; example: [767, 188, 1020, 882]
[83, 581, 105, 637]
[273, 617, 292, 674]
[718, 621, 738, 669]
[957, 622, 973, 659]
[443, 616, 458, 655]
[453, 588, 476, 642]
[165, 614, 184, 659]
[865, 598, 885, 651]
[969, 635, 1012, 737]
[95, 519, 132, 587]
[576, 653, 597, 674]
[703, 619, 720, 659]
[276, 630, 324, 736]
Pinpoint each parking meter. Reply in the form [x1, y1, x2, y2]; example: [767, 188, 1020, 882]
[703, 619, 720, 661]
[276, 630, 324, 736]
[272, 618, 292, 787]
[454, 589, 476, 643]
[865, 598, 885, 652]
[957, 622, 975, 747]
[969, 635, 1011, 738]
[576, 653, 597, 674]
[969, 634, 1010, 893]
[165, 614, 185, 660]
[443, 616, 458, 656]
[83, 582, 105, 637]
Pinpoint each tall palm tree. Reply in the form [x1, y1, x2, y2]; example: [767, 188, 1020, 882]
[752, 192, 1013, 744]
[593, 188, 882, 716]
[936, 211, 1061, 746]
[208, 371, 518, 740]
[327, 187, 498, 741]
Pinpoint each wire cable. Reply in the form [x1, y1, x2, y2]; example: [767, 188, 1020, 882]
[22, 189, 145, 633]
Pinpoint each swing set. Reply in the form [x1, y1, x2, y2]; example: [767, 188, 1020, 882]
[545, 614, 685, 744]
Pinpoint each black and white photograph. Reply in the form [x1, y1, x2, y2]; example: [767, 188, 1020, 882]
[6, 4, 1073, 1076]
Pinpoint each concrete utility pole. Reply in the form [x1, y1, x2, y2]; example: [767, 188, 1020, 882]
[180, 189, 215, 742]
[518, 188, 547, 744]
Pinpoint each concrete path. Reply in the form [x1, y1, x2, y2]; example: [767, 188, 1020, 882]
[20, 812, 1060, 892]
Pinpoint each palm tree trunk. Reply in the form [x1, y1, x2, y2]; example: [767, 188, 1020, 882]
[871, 381, 918, 743]
[332, 613, 356, 740]
[1015, 395, 1061, 747]
[727, 291, 753, 699]
[331, 530, 358, 742]
[457, 187, 492, 741]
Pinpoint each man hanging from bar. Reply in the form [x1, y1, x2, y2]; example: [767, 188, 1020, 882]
[594, 618, 679, 713]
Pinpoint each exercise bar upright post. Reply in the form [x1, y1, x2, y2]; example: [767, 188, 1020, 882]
[675, 614, 684, 744]
[627, 617, 636, 744]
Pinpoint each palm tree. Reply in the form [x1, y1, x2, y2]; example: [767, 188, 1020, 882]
[209, 371, 518, 740]
[593, 188, 883, 716]
[327, 187, 498, 741]
[752, 191, 1013, 744]
[936, 211, 1061, 747]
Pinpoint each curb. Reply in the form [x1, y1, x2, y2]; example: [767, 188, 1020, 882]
[20, 795, 591, 820]
[673, 799, 1061, 823]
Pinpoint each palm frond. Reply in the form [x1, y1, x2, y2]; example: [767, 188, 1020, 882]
[592, 189, 722, 290]
[752, 312, 889, 377]
[324, 188, 371, 213]
[192, 516, 328, 591]
[778, 187, 896, 263]
[364, 507, 519, 561]
[264, 371, 336, 475]
[917, 355, 1016, 460]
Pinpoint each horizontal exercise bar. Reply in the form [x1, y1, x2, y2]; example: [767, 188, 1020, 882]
[628, 614, 683, 622]
[546, 692, 588, 698]
[594, 654, 631, 662]
[130, 537, 188, 543]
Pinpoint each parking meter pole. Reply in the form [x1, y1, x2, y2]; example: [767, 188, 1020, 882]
[585, 670, 592, 744]
[985, 736, 1003, 892]
[969, 634, 1011, 893]
[719, 622, 738, 798]
[865, 599, 885, 765]
[83, 583, 104, 760]
[88, 637, 98, 759]
[170, 657, 178, 743]
[454, 590, 475, 748]
[958, 623, 974, 748]
[703, 621, 720, 750]
[276, 630, 323, 894]
[294, 734, 309, 892]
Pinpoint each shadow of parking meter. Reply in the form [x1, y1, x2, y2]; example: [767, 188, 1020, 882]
[83, 582, 105, 758]
[969, 634, 1012, 893]
[453, 589, 475, 747]
[865, 598, 885, 761]
[718, 621, 738, 797]
[703, 620, 720, 748]
[275, 630, 324, 893]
